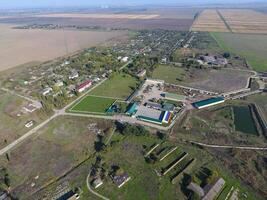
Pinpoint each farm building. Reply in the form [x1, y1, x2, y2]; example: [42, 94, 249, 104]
[145, 102, 162, 110]
[92, 178, 103, 189]
[112, 173, 131, 188]
[193, 97, 225, 109]
[126, 102, 138, 116]
[187, 182, 205, 197]
[76, 80, 92, 93]
[136, 106, 164, 125]
[203, 178, 225, 200]
[163, 92, 186, 102]
[69, 70, 79, 80]
[137, 69, 147, 77]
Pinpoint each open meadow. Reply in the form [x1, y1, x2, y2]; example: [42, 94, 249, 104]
[211, 32, 267, 71]
[0, 91, 48, 149]
[0, 116, 114, 199]
[151, 64, 185, 84]
[0, 24, 126, 71]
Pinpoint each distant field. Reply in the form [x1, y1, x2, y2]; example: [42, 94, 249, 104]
[220, 9, 267, 34]
[212, 32, 267, 72]
[151, 65, 185, 84]
[89, 73, 139, 99]
[70, 95, 117, 114]
[0, 24, 126, 71]
[38, 13, 159, 19]
[192, 9, 267, 34]
[191, 9, 229, 32]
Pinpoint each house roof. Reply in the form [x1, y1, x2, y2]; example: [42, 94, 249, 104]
[193, 97, 224, 108]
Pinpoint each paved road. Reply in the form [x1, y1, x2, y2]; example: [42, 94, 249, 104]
[188, 140, 267, 150]
[86, 171, 109, 200]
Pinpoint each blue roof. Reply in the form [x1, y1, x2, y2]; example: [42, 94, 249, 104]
[126, 103, 138, 115]
[193, 97, 224, 108]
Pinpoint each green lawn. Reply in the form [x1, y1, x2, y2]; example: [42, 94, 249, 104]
[211, 32, 267, 72]
[70, 95, 116, 113]
[90, 73, 139, 99]
[152, 64, 185, 84]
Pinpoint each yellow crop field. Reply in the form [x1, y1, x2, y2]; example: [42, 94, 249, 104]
[191, 9, 229, 32]
[219, 9, 267, 34]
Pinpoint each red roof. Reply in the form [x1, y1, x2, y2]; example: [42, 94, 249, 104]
[76, 80, 92, 90]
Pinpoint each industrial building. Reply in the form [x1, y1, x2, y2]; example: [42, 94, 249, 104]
[193, 97, 225, 109]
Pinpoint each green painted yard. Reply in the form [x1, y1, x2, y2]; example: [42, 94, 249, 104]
[90, 73, 139, 99]
[70, 95, 116, 113]
[152, 64, 185, 84]
[211, 32, 267, 72]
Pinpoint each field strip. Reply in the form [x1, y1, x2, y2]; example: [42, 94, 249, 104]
[216, 10, 233, 33]
[68, 109, 109, 115]
[87, 94, 124, 101]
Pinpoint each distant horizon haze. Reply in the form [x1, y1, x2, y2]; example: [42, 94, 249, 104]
[1, 0, 267, 9]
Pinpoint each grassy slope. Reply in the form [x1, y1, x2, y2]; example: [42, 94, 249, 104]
[90, 73, 139, 99]
[211, 32, 267, 72]
[152, 64, 185, 84]
[248, 93, 267, 120]
[0, 116, 113, 198]
[71, 96, 116, 113]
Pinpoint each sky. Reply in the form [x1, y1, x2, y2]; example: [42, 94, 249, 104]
[0, 0, 266, 9]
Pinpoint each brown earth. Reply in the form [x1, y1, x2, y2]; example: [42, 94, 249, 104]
[0, 24, 126, 71]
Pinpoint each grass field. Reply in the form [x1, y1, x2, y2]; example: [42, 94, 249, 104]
[0, 91, 48, 149]
[0, 24, 126, 71]
[90, 134, 257, 200]
[0, 116, 113, 199]
[89, 73, 139, 99]
[211, 32, 267, 72]
[151, 64, 185, 84]
[70, 95, 117, 114]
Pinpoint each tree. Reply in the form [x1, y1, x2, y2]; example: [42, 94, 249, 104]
[223, 52, 231, 58]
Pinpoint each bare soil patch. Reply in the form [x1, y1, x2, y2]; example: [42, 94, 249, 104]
[0, 24, 126, 71]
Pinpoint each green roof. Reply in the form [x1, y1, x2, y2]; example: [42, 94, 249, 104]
[193, 97, 224, 108]
[137, 115, 162, 124]
[164, 93, 185, 101]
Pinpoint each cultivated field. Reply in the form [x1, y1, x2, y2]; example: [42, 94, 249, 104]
[191, 9, 229, 32]
[212, 32, 267, 71]
[0, 24, 126, 71]
[220, 9, 267, 34]
[89, 73, 139, 99]
[187, 69, 252, 93]
[37, 13, 160, 19]
[69, 95, 117, 114]
[0, 116, 113, 198]
[192, 9, 267, 34]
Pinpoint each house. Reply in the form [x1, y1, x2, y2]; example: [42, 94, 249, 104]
[69, 71, 79, 80]
[92, 178, 103, 189]
[121, 56, 129, 62]
[22, 103, 41, 113]
[25, 120, 34, 128]
[137, 69, 146, 78]
[76, 80, 92, 93]
[55, 80, 64, 87]
[112, 173, 131, 188]
[41, 87, 52, 96]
